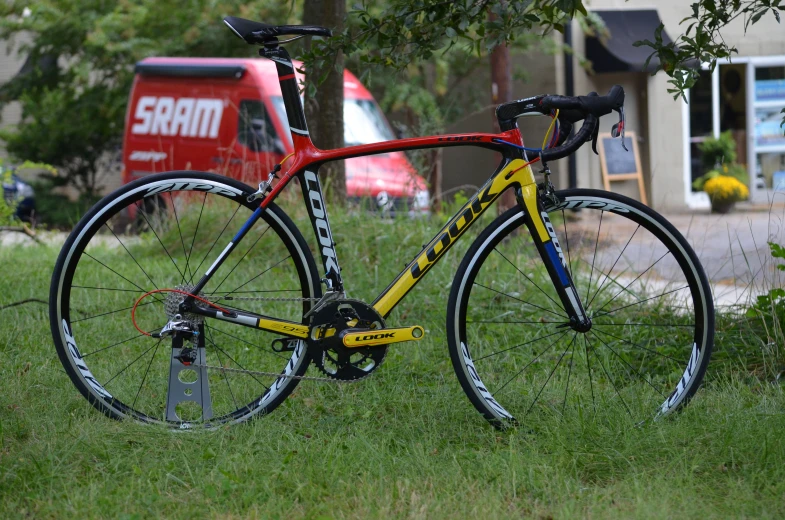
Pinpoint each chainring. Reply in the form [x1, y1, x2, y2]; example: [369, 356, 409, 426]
[307, 299, 388, 381]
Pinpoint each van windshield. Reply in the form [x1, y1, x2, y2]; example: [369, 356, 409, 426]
[271, 97, 395, 146]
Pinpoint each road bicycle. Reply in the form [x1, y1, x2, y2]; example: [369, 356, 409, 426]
[49, 17, 715, 429]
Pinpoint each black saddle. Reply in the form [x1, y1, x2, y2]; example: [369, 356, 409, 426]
[223, 16, 331, 44]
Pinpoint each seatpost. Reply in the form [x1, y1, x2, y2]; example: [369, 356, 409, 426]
[259, 43, 312, 146]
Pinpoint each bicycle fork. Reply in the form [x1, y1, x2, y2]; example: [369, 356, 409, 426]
[516, 183, 591, 332]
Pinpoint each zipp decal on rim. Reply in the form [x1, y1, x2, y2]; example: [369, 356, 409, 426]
[144, 182, 243, 198]
[61, 319, 113, 400]
[661, 342, 700, 413]
[461, 342, 514, 420]
[259, 340, 305, 407]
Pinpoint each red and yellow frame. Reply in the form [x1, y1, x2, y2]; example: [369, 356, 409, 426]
[184, 44, 586, 341]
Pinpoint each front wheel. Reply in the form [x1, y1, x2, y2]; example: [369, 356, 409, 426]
[447, 189, 714, 428]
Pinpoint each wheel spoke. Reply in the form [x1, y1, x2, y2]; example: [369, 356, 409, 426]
[592, 251, 672, 315]
[103, 222, 160, 291]
[81, 330, 158, 358]
[475, 329, 567, 361]
[103, 339, 161, 388]
[132, 338, 162, 409]
[561, 337, 577, 417]
[206, 327, 239, 411]
[494, 249, 563, 310]
[70, 299, 160, 323]
[190, 204, 241, 278]
[586, 333, 632, 417]
[186, 193, 208, 285]
[169, 192, 193, 284]
[593, 322, 694, 328]
[561, 209, 574, 280]
[467, 319, 564, 325]
[523, 332, 578, 416]
[72, 285, 146, 294]
[133, 202, 186, 282]
[208, 325, 288, 361]
[591, 327, 682, 363]
[83, 252, 149, 294]
[585, 210, 604, 302]
[473, 282, 567, 319]
[220, 255, 293, 300]
[211, 225, 272, 294]
[587, 224, 640, 308]
[589, 331, 666, 398]
[583, 335, 596, 414]
[594, 285, 689, 319]
[491, 331, 570, 394]
[203, 324, 271, 390]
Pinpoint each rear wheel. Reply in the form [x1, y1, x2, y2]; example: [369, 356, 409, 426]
[50, 171, 320, 427]
[447, 189, 714, 428]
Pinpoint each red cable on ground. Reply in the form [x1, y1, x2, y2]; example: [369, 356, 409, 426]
[131, 288, 232, 336]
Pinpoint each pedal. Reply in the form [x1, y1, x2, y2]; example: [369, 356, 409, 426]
[341, 326, 424, 348]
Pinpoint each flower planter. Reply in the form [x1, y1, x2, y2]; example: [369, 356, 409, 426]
[711, 201, 736, 214]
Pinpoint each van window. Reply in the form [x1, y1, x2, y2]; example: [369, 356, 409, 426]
[271, 97, 395, 146]
[238, 100, 281, 152]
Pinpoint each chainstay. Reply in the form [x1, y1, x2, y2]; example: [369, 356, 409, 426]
[207, 296, 321, 302]
[190, 361, 366, 383]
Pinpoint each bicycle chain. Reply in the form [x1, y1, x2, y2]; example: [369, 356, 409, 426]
[195, 294, 385, 383]
[189, 361, 359, 383]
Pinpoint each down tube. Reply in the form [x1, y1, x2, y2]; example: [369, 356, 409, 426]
[372, 158, 536, 318]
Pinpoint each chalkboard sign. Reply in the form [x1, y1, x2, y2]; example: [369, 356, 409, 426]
[597, 131, 647, 204]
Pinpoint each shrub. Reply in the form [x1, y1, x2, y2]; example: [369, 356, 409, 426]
[698, 130, 737, 170]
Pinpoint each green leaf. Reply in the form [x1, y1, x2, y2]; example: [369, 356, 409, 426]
[769, 241, 785, 259]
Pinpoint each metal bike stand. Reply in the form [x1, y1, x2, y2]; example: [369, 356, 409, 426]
[165, 333, 213, 422]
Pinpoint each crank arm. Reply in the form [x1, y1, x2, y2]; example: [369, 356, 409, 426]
[341, 326, 425, 348]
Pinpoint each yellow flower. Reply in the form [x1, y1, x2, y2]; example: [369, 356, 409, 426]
[703, 175, 749, 203]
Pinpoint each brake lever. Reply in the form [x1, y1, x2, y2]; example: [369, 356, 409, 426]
[611, 106, 628, 151]
[591, 120, 600, 155]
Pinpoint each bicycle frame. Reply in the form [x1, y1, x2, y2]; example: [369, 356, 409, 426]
[183, 44, 588, 339]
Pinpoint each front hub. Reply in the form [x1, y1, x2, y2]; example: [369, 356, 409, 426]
[570, 316, 593, 333]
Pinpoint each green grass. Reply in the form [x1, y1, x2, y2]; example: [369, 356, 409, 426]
[2, 205, 785, 519]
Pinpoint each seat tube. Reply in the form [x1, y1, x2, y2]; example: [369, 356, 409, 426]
[300, 167, 344, 291]
[516, 183, 590, 329]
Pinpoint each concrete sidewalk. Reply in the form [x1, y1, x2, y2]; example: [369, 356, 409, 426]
[666, 205, 785, 307]
[645, 204, 785, 308]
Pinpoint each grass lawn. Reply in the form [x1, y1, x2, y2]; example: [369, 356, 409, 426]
[2, 207, 785, 519]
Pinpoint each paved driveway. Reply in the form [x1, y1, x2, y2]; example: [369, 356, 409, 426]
[566, 203, 785, 309]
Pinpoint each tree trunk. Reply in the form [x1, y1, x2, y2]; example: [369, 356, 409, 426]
[490, 11, 515, 212]
[302, 0, 346, 204]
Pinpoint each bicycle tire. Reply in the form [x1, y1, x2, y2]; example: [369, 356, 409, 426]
[447, 189, 714, 428]
[50, 171, 321, 427]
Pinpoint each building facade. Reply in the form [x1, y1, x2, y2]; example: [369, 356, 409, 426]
[443, 0, 785, 212]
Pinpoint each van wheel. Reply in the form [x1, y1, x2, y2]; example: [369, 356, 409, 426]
[50, 171, 322, 428]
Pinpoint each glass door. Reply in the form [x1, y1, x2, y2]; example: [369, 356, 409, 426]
[748, 61, 785, 200]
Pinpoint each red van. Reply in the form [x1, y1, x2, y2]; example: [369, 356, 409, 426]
[122, 57, 429, 213]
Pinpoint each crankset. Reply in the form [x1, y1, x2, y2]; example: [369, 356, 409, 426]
[307, 299, 389, 381]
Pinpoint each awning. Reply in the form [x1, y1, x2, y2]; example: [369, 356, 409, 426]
[586, 9, 693, 74]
